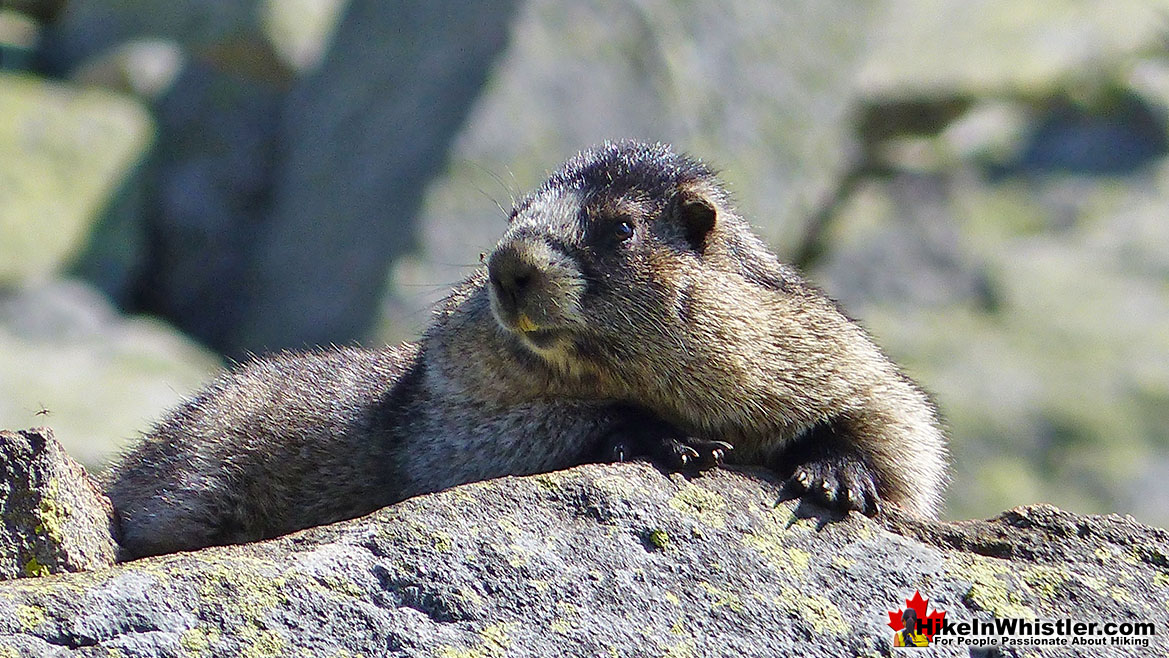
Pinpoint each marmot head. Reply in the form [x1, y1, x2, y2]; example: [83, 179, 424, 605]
[485, 140, 795, 383]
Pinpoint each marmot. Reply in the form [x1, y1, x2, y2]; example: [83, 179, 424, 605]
[105, 141, 947, 559]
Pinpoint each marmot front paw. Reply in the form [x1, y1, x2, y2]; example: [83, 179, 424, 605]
[782, 451, 880, 517]
[601, 408, 732, 471]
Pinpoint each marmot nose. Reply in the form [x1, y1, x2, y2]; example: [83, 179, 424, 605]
[487, 245, 538, 310]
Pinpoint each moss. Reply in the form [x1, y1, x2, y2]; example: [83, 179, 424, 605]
[15, 604, 45, 630]
[668, 485, 726, 528]
[647, 529, 670, 550]
[773, 587, 850, 635]
[22, 556, 51, 578]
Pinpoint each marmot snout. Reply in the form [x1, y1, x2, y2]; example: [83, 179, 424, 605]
[487, 238, 585, 351]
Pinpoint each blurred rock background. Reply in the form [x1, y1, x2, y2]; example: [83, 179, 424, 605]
[1, 0, 1167, 525]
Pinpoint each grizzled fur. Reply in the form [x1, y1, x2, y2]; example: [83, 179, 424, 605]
[106, 141, 947, 559]
[485, 141, 947, 517]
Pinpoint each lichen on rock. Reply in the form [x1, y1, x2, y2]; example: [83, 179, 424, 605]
[0, 427, 119, 580]
[0, 457, 1165, 656]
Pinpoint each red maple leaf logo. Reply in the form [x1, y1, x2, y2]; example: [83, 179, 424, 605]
[887, 591, 947, 640]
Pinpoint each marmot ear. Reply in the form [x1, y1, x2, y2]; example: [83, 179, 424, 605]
[674, 190, 717, 253]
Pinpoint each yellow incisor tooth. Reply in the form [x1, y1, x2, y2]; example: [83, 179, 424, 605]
[516, 313, 538, 333]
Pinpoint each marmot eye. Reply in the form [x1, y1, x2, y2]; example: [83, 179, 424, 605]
[614, 221, 634, 241]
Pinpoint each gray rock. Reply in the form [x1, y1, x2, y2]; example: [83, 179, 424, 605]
[229, 0, 521, 354]
[0, 461, 1164, 655]
[860, 0, 1169, 96]
[0, 72, 152, 286]
[45, 0, 292, 349]
[0, 428, 118, 580]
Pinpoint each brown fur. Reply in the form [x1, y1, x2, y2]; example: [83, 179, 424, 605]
[105, 141, 947, 559]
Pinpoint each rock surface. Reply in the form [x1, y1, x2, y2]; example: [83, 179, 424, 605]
[0, 72, 152, 285]
[0, 428, 117, 581]
[0, 460, 1164, 656]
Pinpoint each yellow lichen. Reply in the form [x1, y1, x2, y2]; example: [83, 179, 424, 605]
[436, 622, 516, 658]
[743, 527, 812, 580]
[1021, 565, 1068, 599]
[668, 485, 726, 528]
[192, 556, 288, 656]
[239, 626, 286, 658]
[953, 555, 1036, 619]
[179, 627, 220, 654]
[15, 604, 45, 630]
[1094, 546, 1138, 565]
[773, 587, 849, 635]
[593, 474, 636, 497]
[698, 581, 744, 613]
[1108, 586, 1135, 605]
[35, 478, 69, 544]
[661, 639, 695, 658]
[479, 622, 515, 654]
[431, 531, 454, 552]
[531, 472, 566, 491]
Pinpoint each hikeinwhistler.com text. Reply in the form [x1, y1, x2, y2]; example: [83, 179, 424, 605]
[921, 617, 1156, 649]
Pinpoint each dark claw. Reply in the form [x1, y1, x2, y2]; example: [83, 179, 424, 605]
[598, 406, 733, 474]
[780, 452, 881, 517]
